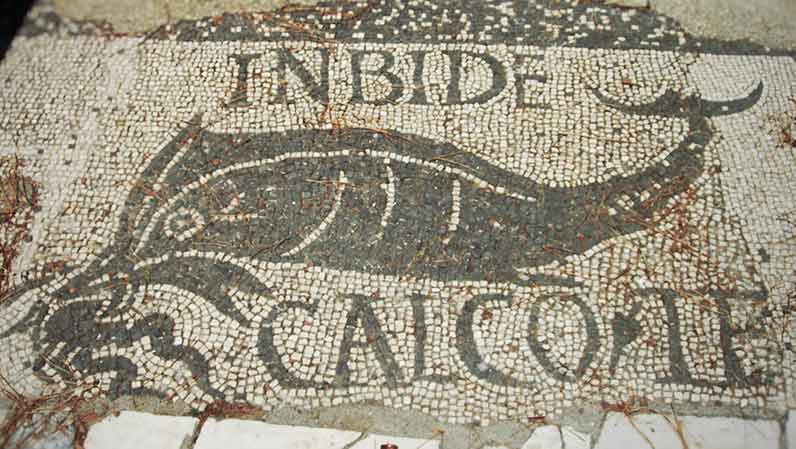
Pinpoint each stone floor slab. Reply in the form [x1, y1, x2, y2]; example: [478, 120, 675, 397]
[521, 425, 562, 449]
[560, 426, 590, 449]
[594, 413, 780, 449]
[483, 425, 589, 449]
[84, 411, 197, 449]
[194, 419, 439, 449]
[352, 434, 440, 449]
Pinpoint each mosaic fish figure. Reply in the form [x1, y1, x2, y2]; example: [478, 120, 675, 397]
[119, 83, 762, 281]
[0, 83, 764, 394]
[12, 84, 767, 298]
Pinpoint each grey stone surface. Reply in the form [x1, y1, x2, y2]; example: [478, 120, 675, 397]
[606, 0, 650, 8]
[53, 0, 319, 34]
[652, 0, 796, 50]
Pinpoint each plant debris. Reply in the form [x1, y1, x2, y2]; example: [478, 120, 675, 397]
[0, 156, 39, 302]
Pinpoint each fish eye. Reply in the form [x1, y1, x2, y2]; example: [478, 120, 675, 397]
[164, 206, 206, 242]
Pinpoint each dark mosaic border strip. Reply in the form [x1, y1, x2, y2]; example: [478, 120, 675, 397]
[17, 0, 796, 57]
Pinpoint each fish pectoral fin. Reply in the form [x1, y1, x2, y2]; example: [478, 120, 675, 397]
[280, 171, 347, 257]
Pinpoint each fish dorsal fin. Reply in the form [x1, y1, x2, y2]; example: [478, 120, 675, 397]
[115, 114, 205, 258]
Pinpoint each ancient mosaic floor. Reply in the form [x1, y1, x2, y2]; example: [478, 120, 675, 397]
[0, 0, 795, 437]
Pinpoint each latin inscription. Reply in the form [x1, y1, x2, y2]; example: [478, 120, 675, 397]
[228, 46, 534, 107]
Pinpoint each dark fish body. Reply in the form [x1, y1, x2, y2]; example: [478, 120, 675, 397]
[125, 123, 704, 286]
[26, 82, 756, 297]
[131, 128, 690, 286]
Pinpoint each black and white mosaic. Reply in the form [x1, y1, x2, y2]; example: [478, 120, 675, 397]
[1, 0, 795, 424]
